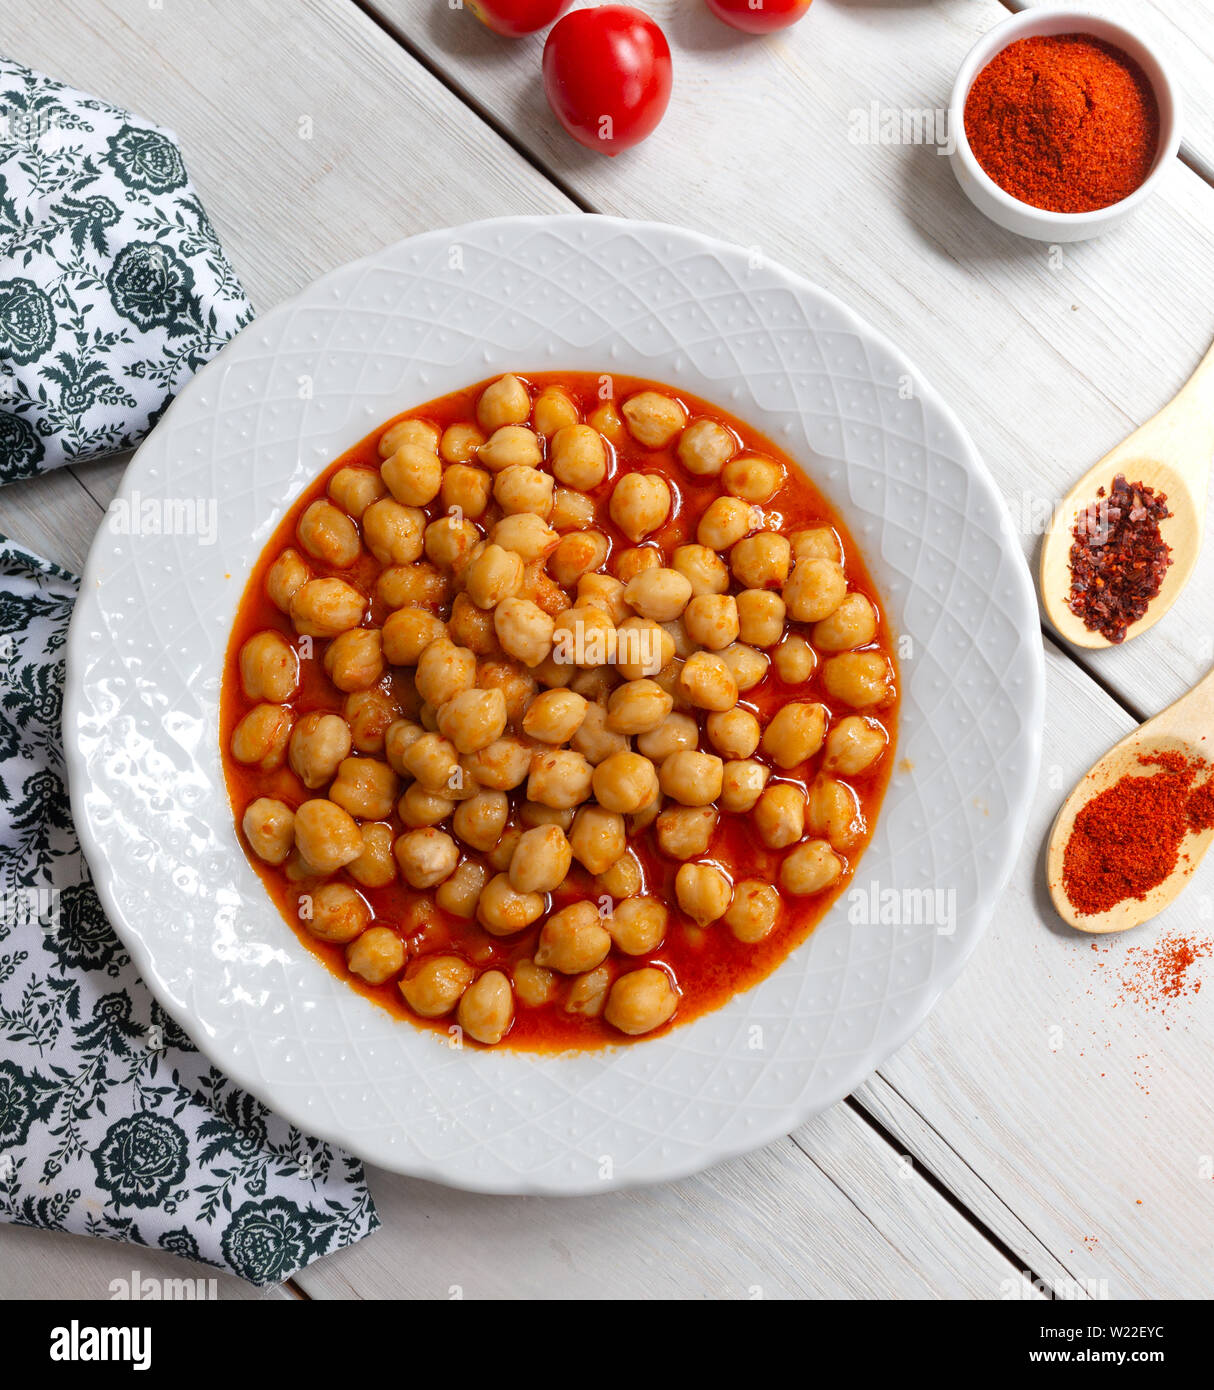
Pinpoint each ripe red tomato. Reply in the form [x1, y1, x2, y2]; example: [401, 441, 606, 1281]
[468, 0, 571, 38]
[542, 6, 673, 155]
[705, 0, 811, 34]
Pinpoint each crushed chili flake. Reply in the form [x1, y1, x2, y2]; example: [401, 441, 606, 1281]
[1067, 473, 1172, 644]
[1062, 750, 1214, 915]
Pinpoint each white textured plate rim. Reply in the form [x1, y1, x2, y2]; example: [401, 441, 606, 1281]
[65, 213, 1044, 1195]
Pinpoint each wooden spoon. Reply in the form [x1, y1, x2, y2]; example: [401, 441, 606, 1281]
[1047, 666, 1214, 933]
[1040, 338, 1214, 649]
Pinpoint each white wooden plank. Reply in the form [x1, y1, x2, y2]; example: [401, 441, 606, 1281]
[0, 1222, 291, 1300]
[298, 1101, 1034, 1299]
[0, 467, 106, 574]
[1010, 0, 1214, 183]
[381, 0, 1214, 719]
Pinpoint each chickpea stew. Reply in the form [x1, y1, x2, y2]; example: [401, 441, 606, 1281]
[222, 373, 898, 1049]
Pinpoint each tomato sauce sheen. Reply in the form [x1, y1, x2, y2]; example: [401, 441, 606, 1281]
[222, 373, 898, 1050]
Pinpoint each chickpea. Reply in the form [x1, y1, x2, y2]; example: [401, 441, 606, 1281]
[376, 561, 450, 612]
[728, 455, 786, 503]
[290, 577, 366, 638]
[596, 848, 642, 899]
[323, 627, 383, 693]
[606, 967, 678, 1035]
[551, 486, 596, 532]
[570, 701, 629, 765]
[613, 545, 662, 584]
[447, 592, 499, 657]
[774, 634, 816, 685]
[476, 424, 539, 474]
[381, 609, 444, 667]
[329, 756, 400, 820]
[731, 532, 791, 590]
[477, 873, 545, 936]
[344, 690, 396, 755]
[661, 617, 696, 661]
[566, 965, 613, 1016]
[514, 958, 558, 1008]
[806, 774, 864, 849]
[677, 417, 735, 476]
[379, 417, 439, 458]
[532, 385, 579, 437]
[242, 797, 295, 865]
[456, 969, 513, 1044]
[610, 473, 671, 543]
[425, 514, 480, 573]
[568, 804, 626, 875]
[622, 391, 686, 448]
[359, 497, 422, 567]
[549, 423, 607, 490]
[762, 701, 828, 769]
[720, 758, 770, 813]
[440, 422, 486, 466]
[678, 651, 738, 712]
[628, 789, 663, 837]
[549, 531, 608, 588]
[442, 466, 492, 523]
[346, 926, 404, 985]
[477, 374, 530, 431]
[519, 559, 569, 617]
[719, 642, 769, 693]
[823, 651, 894, 708]
[623, 567, 692, 623]
[520, 688, 586, 745]
[551, 605, 616, 670]
[381, 720, 421, 778]
[671, 543, 729, 598]
[725, 879, 781, 943]
[814, 593, 878, 652]
[592, 751, 659, 814]
[781, 839, 843, 896]
[266, 548, 309, 613]
[706, 707, 760, 759]
[239, 630, 299, 703]
[460, 543, 519, 611]
[784, 557, 847, 623]
[230, 703, 291, 771]
[381, 443, 442, 507]
[347, 822, 397, 888]
[636, 711, 698, 763]
[477, 658, 538, 723]
[587, 399, 626, 444]
[494, 467, 552, 525]
[656, 804, 717, 861]
[683, 594, 739, 651]
[401, 954, 475, 1017]
[519, 801, 574, 831]
[614, 616, 674, 681]
[755, 783, 806, 849]
[436, 687, 508, 754]
[286, 712, 349, 788]
[393, 827, 458, 889]
[294, 799, 363, 874]
[492, 513, 559, 562]
[297, 499, 360, 568]
[658, 749, 724, 807]
[577, 572, 629, 625]
[303, 882, 370, 944]
[453, 789, 510, 852]
[535, 901, 611, 975]
[401, 731, 461, 793]
[415, 638, 477, 708]
[606, 678, 673, 735]
[569, 665, 617, 702]
[601, 899, 664, 958]
[509, 823, 573, 893]
[790, 527, 842, 563]
[398, 782, 455, 828]
[675, 863, 732, 926]
[527, 748, 594, 810]
[736, 589, 786, 649]
[697, 495, 755, 550]
[823, 715, 888, 775]
[436, 861, 489, 918]
[464, 735, 532, 791]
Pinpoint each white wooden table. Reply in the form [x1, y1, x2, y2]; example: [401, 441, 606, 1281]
[4, 0, 1213, 1300]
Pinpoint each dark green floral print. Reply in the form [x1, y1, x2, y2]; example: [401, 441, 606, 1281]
[0, 537, 379, 1281]
[0, 58, 253, 478]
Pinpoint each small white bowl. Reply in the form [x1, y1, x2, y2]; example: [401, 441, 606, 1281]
[949, 8, 1182, 242]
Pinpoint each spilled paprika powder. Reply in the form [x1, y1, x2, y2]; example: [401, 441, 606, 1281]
[1062, 750, 1214, 916]
[964, 34, 1160, 214]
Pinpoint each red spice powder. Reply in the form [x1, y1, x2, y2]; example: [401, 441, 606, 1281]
[1117, 931, 1211, 1012]
[1067, 474, 1172, 645]
[1062, 751, 1213, 916]
[964, 34, 1160, 214]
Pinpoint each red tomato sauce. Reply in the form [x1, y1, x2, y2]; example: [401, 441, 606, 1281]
[221, 373, 898, 1051]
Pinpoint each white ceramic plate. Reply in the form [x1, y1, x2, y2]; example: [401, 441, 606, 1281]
[65, 215, 1043, 1194]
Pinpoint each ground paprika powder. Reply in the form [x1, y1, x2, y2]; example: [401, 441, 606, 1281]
[964, 34, 1160, 214]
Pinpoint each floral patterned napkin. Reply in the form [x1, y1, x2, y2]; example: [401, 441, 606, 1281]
[0, 56, 253, 479]
[0, 60, 380, 1286]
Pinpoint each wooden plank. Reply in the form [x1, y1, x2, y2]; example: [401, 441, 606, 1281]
[0, 1223, 291, 1300]
[297, 1101, 1035, 1299]
[379, 0, 1214, 719]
